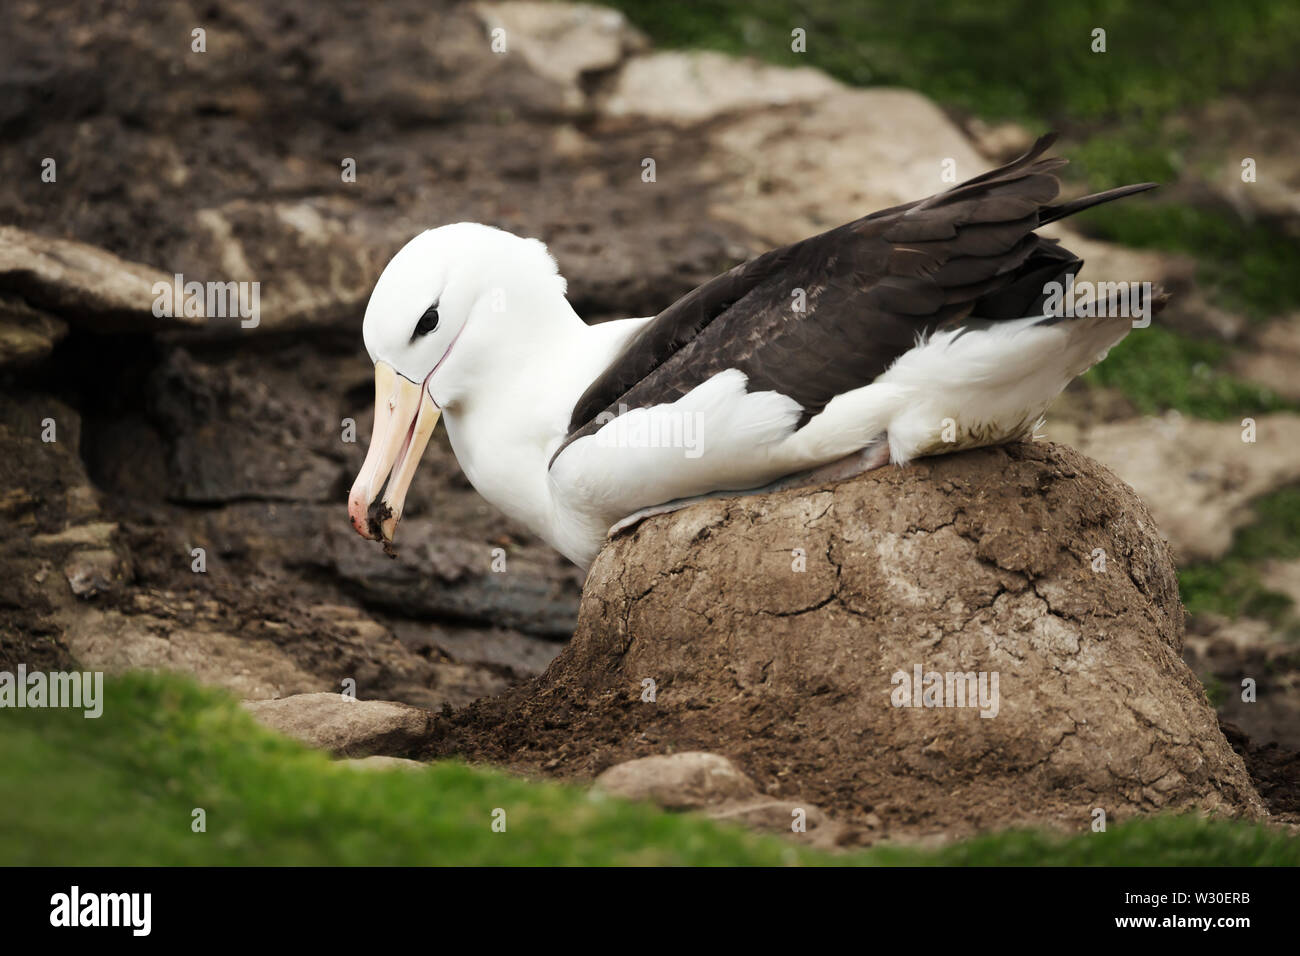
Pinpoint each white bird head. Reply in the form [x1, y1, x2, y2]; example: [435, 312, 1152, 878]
[347, 222, 567, 545]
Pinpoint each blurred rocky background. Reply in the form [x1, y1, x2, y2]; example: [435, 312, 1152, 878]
[2, 0, 1297, 835]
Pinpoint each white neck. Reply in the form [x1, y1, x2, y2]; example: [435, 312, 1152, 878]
[436, 298, 650, 553]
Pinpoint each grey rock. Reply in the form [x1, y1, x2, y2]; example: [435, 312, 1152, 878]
[594, 752, 841, 844]
[0, 225, 201, 332]
[338, 755, 427, 771]
[475, 2, 648, 111]
[244, 692, 434, 757]
[332, 519, 581, 637]
[594, 752, 760, 810]
[63, 549, 126, 598]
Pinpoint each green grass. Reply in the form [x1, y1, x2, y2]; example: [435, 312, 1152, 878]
[1071, 199, 1300, 418]
[1076, 202, 1300, 321]
[1066, 124, 1186, 191]
[1, 672, 1296, 865]
[1083, 325, 1296, 420]
[601, 0, 1300, 123]
[1179, 486, 1300, 626]
[872, 814, 1299, 866]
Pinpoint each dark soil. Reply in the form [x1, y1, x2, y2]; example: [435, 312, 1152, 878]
[1221, 721, 1300, 818]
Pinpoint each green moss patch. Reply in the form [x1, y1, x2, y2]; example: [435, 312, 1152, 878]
[1, 672, 1294, 865]
[1180, 486, 1300, 626]
[602, 1, 1300, 122]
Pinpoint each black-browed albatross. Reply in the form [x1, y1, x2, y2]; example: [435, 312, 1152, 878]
[347, 133, 1165, 569]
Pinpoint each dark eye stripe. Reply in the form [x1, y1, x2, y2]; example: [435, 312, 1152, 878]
[412, 304, 439, 338]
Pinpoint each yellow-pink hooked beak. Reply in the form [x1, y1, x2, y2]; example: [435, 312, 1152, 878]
[348, 361, 440, 547]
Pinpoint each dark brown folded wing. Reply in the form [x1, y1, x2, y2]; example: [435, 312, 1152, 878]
[552, 133, 1154, 468]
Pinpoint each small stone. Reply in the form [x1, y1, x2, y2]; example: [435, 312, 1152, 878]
[338, 755, 426, 771]
[63, 549, 123, 598]
[593, 752, 759, 810]
[244, 693, 433, 758]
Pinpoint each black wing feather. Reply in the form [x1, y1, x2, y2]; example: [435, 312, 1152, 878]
[551, 133, 1158, 468]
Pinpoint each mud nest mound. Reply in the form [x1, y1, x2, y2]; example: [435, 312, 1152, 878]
[427, 441, 1264, 841]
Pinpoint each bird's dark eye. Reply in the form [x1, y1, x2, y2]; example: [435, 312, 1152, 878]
[413, 304, 439, 338]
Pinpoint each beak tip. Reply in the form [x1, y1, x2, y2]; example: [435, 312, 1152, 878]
[377, 509, 400, 559]
[374, 500, 400, 541]
[347, 487, 375, 540]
